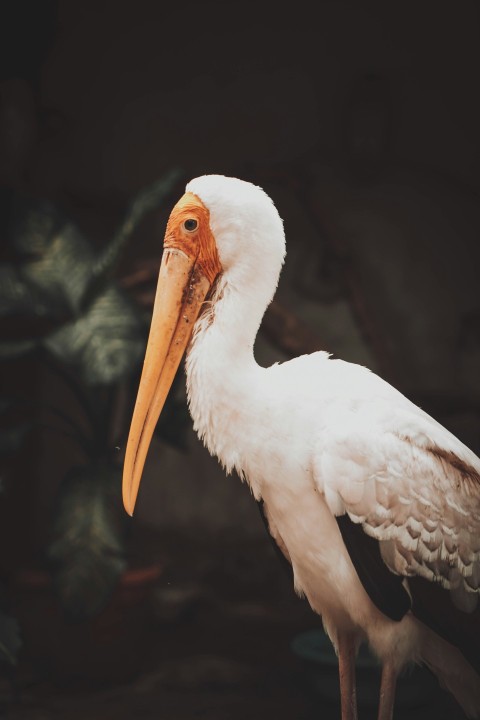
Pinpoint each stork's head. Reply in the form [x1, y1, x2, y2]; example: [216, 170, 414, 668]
[186, 175, 285, 278]
[122, 174, 285, 516]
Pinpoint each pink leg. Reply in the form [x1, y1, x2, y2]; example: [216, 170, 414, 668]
[337, 634, 358, 720]
[378, 661, 397, 720]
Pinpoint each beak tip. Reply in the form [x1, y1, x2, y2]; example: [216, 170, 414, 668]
[122, 486, 136, 517]
[123, 500, 135, 517]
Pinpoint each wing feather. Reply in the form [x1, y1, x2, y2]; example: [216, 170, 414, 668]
[315, 398, 480, 611]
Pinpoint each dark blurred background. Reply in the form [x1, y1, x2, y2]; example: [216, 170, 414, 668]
[0, 1, 479, 718]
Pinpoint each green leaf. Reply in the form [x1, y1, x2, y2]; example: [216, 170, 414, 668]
[47, 463, 126, 621]
[6, 192, 95, 316]
[0, 611, 22, 666]
[9, 193, 64, 257]
[0, 265, 56, 317]
[44, 286, 145, 386]
[20, 222, 94, 315]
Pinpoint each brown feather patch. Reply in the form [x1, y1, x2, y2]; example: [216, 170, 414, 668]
[426, 444, 480, 488]
[396, 433, 480, 489]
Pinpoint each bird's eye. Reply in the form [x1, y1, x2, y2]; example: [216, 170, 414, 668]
[183, 218, 198, 232]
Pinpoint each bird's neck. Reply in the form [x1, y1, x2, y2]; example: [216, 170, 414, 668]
[185, 267, 275, 472]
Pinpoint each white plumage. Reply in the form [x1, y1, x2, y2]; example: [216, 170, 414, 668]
[124, 174, 480, 719]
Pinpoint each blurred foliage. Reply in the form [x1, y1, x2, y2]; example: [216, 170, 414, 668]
[44, 286, 144, 386]
[0, 609, 21, 667]
[0, 398, 32, 457]
[0, 400, 27, 664]
[0, 169, 182, 382]
[47, 464, 126, 622]
[0, 168, 186, 628]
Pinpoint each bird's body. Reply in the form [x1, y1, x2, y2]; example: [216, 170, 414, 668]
[123, 175, 480, 719]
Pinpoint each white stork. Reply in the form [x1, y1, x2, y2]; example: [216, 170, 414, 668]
[122, 175, 480, 720]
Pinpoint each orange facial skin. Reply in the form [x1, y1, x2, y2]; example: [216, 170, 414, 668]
[164, 192, 222, 284]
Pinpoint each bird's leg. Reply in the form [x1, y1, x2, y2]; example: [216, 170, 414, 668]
[337, 634, 358, 720]
[377, 660, 397, 720]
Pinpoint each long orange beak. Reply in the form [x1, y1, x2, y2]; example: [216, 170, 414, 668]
[122, 192, 221, 516]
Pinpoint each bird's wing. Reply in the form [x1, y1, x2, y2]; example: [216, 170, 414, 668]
[315, 396, 480, 612]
